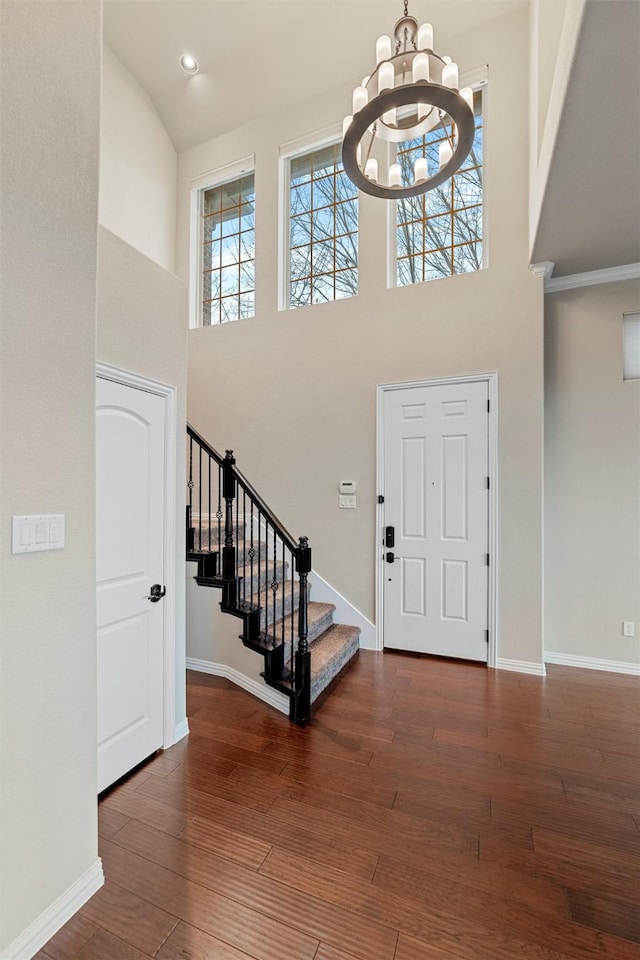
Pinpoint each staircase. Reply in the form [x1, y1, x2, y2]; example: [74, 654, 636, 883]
[186, 425, 360, 724]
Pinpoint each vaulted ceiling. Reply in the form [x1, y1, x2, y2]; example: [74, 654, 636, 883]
[103, 0, 639, 278]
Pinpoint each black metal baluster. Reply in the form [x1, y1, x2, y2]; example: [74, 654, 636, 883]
[198, 444, 202, 553]
[249, 503, 255, 603]
[272, 526, 278, 647]
[242, 488, 247, 603]
[290, 546, 294, 678]
[281, 540, 285, 650]
[257, 509, 262, 635]
[217, 464, 222, 563]
[208, 453, 211, 553]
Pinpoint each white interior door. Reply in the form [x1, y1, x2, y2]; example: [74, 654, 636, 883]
[96, 377, 166, 793]
[382, 380, 489, 661]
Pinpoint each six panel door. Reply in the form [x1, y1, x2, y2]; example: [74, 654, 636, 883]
[383, 381, 489, 661]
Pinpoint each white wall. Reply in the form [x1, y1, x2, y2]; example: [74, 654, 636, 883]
[100, 45, 177, 273]
[531, 0, 570, 160]
[178, 6, 545, 668]
[545, 279, 640, 667]
[0, 0, 102, 952]
[96, 227, 189, 732]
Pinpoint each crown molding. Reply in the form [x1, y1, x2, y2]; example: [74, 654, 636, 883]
[529, 260, 555, 281]
[545, 262, 640, 294]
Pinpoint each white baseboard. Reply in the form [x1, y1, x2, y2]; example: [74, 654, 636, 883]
[309, 570, 376, 649]
[186, 657, 289, 715]
[495, 658, 547, 676]
[174, 718, 190, 742]
[545, 651, 640, 676]
[1, 858, 104, 960]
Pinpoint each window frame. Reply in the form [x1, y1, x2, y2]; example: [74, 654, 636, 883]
[279, 124, 359, 312]
[387, 65, 489, 289]
[189, 155, 256, 329]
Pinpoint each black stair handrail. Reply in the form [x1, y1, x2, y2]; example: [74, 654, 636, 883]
[186, 423, 312, 724]
[187, 424, 298, 552]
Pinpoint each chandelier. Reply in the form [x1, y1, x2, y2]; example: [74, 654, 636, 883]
[342, 1, 475, 200]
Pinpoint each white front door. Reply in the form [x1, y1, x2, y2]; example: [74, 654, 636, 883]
[96, 377, 166, 793]
[382, 380, 489, 661]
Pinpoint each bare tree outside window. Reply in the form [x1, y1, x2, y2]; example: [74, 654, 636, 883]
[397, 89, 483, 286]
[288, 143, 358, 308]
[202, 174, 255, 324]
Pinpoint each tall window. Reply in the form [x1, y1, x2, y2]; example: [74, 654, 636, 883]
[396, 89, 484, 286]
[202, 173, 255, 324]
[287, 142, 358, 309]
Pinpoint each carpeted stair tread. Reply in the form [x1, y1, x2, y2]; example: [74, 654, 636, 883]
[310, 623, 360, 702]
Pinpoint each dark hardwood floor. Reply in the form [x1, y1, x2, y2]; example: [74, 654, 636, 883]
[37, 653, 640, 960]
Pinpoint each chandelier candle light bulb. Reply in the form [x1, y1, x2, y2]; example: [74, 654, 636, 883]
[378, 62, 395, 93]
[442, 61, 459, 89]
[365, 158, 379, 181]
[352, 86, 368, 113]
[439, 140, 453, 167]
[414, 157, 428, 182]
[412, 52, 430, 83]
[460, 87, 474, 110]
[376, 35, 392, 63]
[341, 0, 475, 200]
[417, 22, 434, 50]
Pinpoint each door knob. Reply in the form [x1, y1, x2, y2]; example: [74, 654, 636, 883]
[146, 583, 166, 602]
[386, 552, 395, 563]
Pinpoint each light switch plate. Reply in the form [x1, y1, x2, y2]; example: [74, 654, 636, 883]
[339, 495, 357, 509]
[12, 515, 65, 554]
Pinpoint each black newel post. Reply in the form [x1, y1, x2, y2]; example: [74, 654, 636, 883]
[293, 535, 312, 723]
[222, 450, 237, 603]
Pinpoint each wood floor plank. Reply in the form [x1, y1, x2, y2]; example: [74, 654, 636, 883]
[259, 847, 597, 960]
[98, 805, 130, 840]
[40, 654, 640, 960]
[108, 819, 397, 960]
[155, 920, 260, 960]
[33, 913, 98, 959]
[75, 928, 156, 960]
[567, 890, 640, 944]
[99, 838, 319, 960]
[79, 879, 178, 957]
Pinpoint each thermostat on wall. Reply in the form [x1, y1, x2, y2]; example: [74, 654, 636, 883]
[339, 481, 356, 495]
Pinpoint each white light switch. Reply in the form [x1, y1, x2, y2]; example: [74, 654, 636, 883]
[339, 495, 357, 509]
[12, 515, 65, 554]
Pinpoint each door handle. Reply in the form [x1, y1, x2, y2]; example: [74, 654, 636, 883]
[386, 552, 395, 564]
[146, 583, 166, 602]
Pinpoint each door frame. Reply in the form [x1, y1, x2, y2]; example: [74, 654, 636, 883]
[96, 362, 178, 750]
[376, 373, 498, 666]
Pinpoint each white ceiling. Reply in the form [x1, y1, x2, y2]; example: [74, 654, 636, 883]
[103, 0, 524, 151]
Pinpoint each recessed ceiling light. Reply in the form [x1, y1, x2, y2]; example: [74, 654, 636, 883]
[180, 54, 199, 75]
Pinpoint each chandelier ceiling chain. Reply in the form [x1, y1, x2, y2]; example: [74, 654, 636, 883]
[341, 1, 476, 200]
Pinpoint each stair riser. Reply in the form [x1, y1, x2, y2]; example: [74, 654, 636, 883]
[310, 632, 360, 703]
[191, 522, 245, 551]
[256, 586, 304, 631]
[237, 562, 288, 598]
[275, 607, 336, 662]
